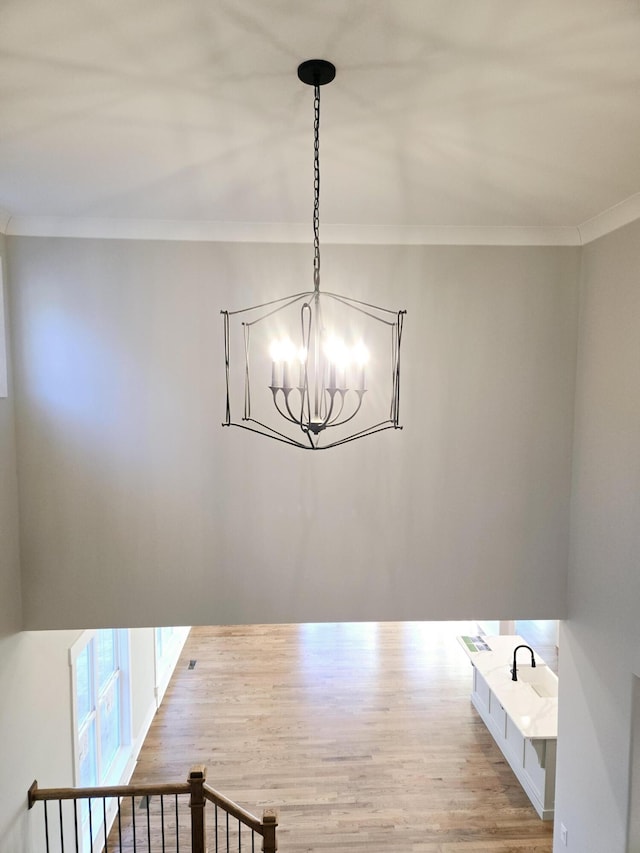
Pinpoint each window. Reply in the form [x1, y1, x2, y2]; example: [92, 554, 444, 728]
[71, 629, 131, 849]
[154, 626, 190, 707]
[156, 625, 178, 660]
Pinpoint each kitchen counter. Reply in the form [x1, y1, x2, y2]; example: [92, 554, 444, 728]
[457, 634, 558, 739]
[457, 634, 558, 819]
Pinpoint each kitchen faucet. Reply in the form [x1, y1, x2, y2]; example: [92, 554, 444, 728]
[511, 644, 536, 681]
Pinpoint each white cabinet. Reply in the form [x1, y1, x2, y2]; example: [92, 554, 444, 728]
[473, 665, 491, 715]
[470, 667, 556, 819]
[488, 684, 507, 738]
[460, 636, 558, 821]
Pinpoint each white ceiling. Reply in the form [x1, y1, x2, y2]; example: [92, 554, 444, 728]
[2, 0, 640, 243]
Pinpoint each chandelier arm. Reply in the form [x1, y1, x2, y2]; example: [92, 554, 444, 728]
[300, 303, 313, 428]
[390, 323, 398, 422]
[222, 311, 231, 426]
[321, 292, 404, 325]
[320, 388, 337, 427]
[226, 416, 401, 450]
[270, 389, 303, 426]
[321, 291, 406, 317]
[331, 420, 400, 442]
[225, 292, 313, 319]
[325, 390, 365, 428]
[283, 389, 305, 425]
[390, 310, 404, 424]
[243, 323, 251, 419]
[324, 389, 346, 425]
[313, 291, 324, 419]
[231, 419, 313, 449]
[317, 423, 401, 450]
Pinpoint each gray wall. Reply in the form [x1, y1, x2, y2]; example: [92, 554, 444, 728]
[554, 219, 640, 852]
[0, 238, 184, 851]
[6, 227, 640, 850]
[0, 234, 21, 636]
[7, 237, 579, 629]
[0, 627, 167, 852]
[0, 630, 80, 851]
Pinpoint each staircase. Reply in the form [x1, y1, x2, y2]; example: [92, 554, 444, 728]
[28, 765, 277, 853]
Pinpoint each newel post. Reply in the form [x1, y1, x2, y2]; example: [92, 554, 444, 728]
[188, 765, 207, 853]
[262, 808, 278, 853]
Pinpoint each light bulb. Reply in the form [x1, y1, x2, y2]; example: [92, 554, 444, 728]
[352, 340, 369, 366]
[269, 339, 283, 363]
[352, 340, 368, 391]
[324, 335, 350, 368]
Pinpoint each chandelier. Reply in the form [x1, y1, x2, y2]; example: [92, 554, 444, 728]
[222, 60, 406, 450]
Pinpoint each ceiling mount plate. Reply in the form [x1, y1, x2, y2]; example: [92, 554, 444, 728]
[297, 59, 336, 87]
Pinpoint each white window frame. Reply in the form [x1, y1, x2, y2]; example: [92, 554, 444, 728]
[70, 629, 132, 852]
[154, 626, 190, 707]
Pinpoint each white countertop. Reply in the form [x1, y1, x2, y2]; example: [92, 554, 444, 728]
[457, 634, 558, 740]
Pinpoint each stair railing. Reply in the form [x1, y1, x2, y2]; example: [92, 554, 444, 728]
[28, 765, 277, 853]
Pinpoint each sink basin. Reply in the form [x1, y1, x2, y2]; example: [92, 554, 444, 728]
[513, 664, 558, 698]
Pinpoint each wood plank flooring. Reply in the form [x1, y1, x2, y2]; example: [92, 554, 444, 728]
[132, 622, 553, 852]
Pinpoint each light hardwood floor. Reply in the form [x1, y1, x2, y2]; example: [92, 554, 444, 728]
[132, 622, 554, 852]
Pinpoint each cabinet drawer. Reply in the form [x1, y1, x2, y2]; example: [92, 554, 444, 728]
[473, 667, 491, 713]
[506, 715, 525, 763]
[489, 691, 507, 737]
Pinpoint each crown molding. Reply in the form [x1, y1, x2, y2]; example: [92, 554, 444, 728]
[577, 192, 640, 245]
[4, 216, 583, 246]
[5, 195, 640, 245]
[6, 217, 310, 243]
[323, 225, 582, 246]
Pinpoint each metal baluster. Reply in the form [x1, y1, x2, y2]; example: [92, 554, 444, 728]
[117, 797, 123, 853]
[175, 794, 179, 853]
[238, 818, 241, 853]
[160, 794, 166, 853]
[44, 801, 50, 853]
[146, 796, 151, 853]
[88, 799, 93, 853]
[226, 811, 229, 853]
[131, 796, 136, 852]
[103, 797, 108, 853]
[58, 799, 65, 852]
[73, 800, 79, 853]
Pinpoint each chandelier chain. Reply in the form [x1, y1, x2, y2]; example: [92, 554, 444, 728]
[313, 84, 321, 294]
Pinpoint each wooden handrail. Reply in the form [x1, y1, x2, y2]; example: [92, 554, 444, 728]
[202, 783, 263, 832]
[28, 779, 190, 808]
[28, 766, 278, 853]
[28, 780, 270, 835]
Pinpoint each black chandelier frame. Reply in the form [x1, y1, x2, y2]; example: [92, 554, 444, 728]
[222, 60, 406, 450]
